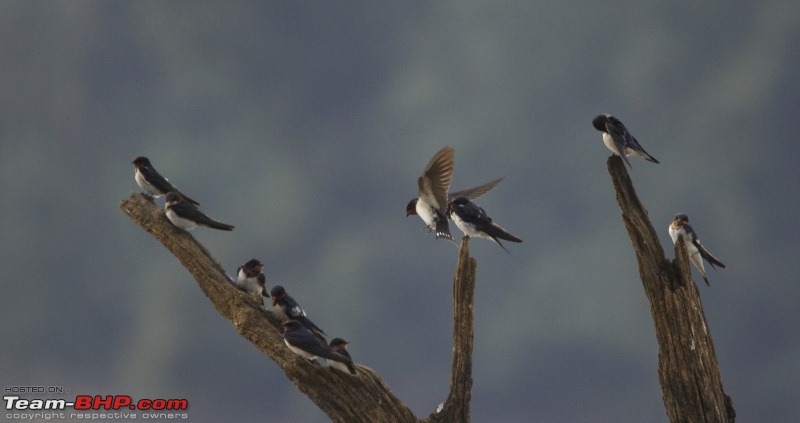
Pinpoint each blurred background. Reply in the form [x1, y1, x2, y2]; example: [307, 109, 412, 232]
[2, 1, 798, 422]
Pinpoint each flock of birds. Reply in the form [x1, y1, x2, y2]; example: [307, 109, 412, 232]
[131, 156, 357, 375]
[128, 114, 727, 380]
[403, 114, 725, 285]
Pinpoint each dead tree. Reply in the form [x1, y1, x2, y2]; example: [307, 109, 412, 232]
[606, 156, 736, 423]
[119, 193, 476, 422]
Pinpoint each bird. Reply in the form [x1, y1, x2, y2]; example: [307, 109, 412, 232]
[592, 114, 659, 168]
[236, 259, 268, 302]
[328, 338, 357, 375]
[406, 146, 505, 242]
[164, 192, 234, 231]
[406, 146, 455, 241]
[131, 156, 199, 205]
[669, 213, 726, 286]
[237, 259, 264, 291]
[282, 320, 357, 375]
[448, 196, 522, 253]
[270, 285, 326, 341]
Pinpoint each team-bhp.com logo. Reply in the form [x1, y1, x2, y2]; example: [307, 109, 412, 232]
[5, 395, 188, 420]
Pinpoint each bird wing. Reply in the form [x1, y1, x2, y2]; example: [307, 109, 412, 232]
[418, 146, 455, 212]
[283, 297, 327, 338]
[456, 199, 491, 223]
[286, 329, 352, 367]
[449, 176, 505, 201]
[143, 167, 200, 205]
[179, 203, 234, 230]
[284, 329, 329, 357]
[141, 166, 178, 194]
[607, 116, 658, 164]
[604, 116, 633, 167]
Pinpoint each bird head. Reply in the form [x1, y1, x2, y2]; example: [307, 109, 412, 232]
[405, 198, 418, 217]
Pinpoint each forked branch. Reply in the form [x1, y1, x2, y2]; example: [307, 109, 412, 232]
[606, 156, 735, 423]
[120, 193, 476, 422]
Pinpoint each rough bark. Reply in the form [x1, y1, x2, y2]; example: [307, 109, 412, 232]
[606, 156, 736, 423]
[119, 193, 476, 422]
[423, 236, 476, 423]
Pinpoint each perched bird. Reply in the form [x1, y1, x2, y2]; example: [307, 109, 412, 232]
[282, 320, 357, 375]
[236, 259, 264, 295]
[448, 196, 522, 253]
[328, 338, 357, 375]
[406, 146, 505, 242]
[132, 156, 199, 205]
[669, 213, 726, 286]
[164, 192, 234, 231]
[236, 259, 268, 302]
[271, 285, 326, 341]
[592, 114, 659, 167]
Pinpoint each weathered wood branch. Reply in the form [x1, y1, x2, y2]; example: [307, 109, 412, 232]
[606, 156, 736, 423]
[119, 193, 476, 422]
[424, 236, 476, 423]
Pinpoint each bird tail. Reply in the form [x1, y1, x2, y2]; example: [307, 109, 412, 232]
[491, 238, 512, 254]
[689, 253, 711, 287]
[619, 153, 633, 168]
[486, 223, 522, 243]
[207, 220, 235, 231]
[699, 246, 726, 270]
[642, 151, 659, 164]
[434, 216, 454, 242]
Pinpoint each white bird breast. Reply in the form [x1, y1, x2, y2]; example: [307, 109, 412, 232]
[166, 209, 197, 230]
[416, 199, 438, 229]
[451, 212, 481, 238]
[135, 171, 159, 196]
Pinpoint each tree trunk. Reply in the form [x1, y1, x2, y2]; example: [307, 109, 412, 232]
[606, 156, 736, 423]
[119, 193, 476, 422]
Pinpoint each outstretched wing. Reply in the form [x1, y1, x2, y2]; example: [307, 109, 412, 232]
[449, 176, 505, 201]
[418, 146, 455, 212]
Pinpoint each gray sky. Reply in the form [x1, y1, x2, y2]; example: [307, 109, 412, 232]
[2, 1, 799, 422]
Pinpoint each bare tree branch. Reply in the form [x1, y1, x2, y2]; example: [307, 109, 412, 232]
[424, 236, 476, 423]
[606, 156, 736, 423]
[119, 193, 476, 422]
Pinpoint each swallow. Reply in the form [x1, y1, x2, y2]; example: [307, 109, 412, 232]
[592, 114, 659, 167]
[270, 285, 326, 341]
[282, 320, 357, 375]
[669, 213, 726, 286]
[328, 338, 357, 375]
[132, 156, 199, 205]
[448, 196, 522, 253]
[164, 192, 234, 231]
[406, 146, 505, 242]
[236, 259, 268, 302]
[406, 146, 455, 241]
